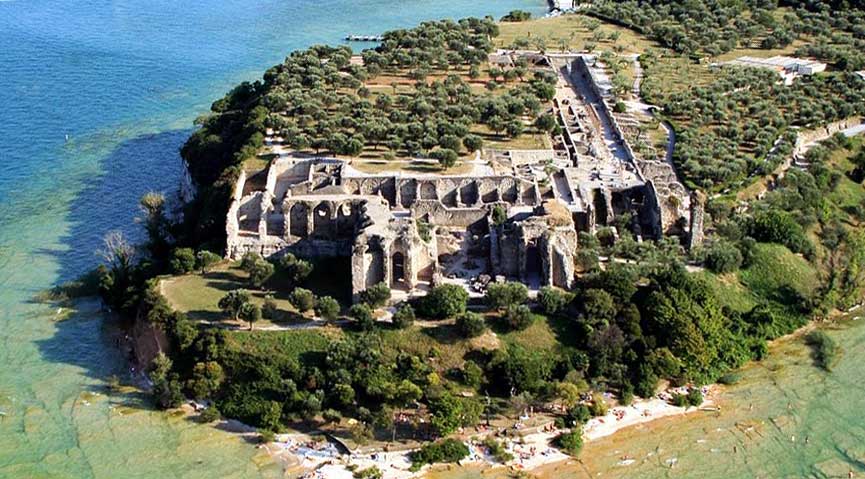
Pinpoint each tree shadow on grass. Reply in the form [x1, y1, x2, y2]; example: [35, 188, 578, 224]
[419, 322, 463, 345]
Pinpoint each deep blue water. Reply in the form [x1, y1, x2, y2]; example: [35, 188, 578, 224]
[0, 1, 543, 477]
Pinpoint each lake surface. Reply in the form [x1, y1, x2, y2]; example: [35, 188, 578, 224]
[0, 1, 543, 477]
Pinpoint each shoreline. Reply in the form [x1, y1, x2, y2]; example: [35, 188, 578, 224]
[262, 385, 718, 479]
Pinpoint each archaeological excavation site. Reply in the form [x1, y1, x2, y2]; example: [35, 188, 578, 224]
[226, 53, 699, 302]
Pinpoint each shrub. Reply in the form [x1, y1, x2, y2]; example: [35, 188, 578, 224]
[482, 438, 514, 463]
[350, 304, 375, 330]
[554, 430, 583, 456]
[289, 288, 315, 313]
[486, 281, 528, 310]
[196, 250, 222, 274]
[670, 393, 689, 408]
[360, 282, 391, 308]
[588, 393, 608, 417]
[199, 404, 221, 423]
[315, 296, 340, 320]
[538, 286, 574, 315]
[353, 466, 383, 479]
[505, 304, 534, 331]
[686, 388, 703, 407]
[410, 439, 469, 471]
[262, 295, 278, 319]
[418, 284, 468, 319]
[461, 360, 484, 388]
[239, 302, 262, 330]
[392, 303, 415, 329]
[620, 384, 634, 406]
[169, 248, 196, 274]
[455, 312, 486, 338]
[218, 289, 251, 320]
[490, 206, 508, 228]
[704, 240, 743, 274]
[430, 148, 459, 168]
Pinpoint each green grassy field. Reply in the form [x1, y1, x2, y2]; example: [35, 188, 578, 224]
[697, 271, 758, 313]
[225, 329, 340, 367]
[497, 14, 657, 55]
[740, 243, 819, 303]
[160, 257, 352, 326]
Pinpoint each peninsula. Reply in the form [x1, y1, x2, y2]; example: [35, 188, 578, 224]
[89, 2, 865, 477]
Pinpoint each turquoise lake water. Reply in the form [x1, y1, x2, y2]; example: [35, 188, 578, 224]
[0, 1, 543, 477]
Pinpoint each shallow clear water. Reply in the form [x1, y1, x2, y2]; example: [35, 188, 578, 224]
[0, 1, 543, 477]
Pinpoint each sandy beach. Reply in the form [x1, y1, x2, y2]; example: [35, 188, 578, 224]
[266, 386, 717, 479]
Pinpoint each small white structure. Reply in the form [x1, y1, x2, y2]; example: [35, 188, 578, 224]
[723, 55, 827, 85]
[856, 71, 865, 81]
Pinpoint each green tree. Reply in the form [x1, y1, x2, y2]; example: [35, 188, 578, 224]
[219, 290, 251, 320]
[315, 295, 340, 320]
[169, 248, 196, 274]
[419, 284, 468, 319]
[360, 282, 391, 308]
[239, 302, 262, 330]
[555, 430, 583, 456]
[704, 240, 743, 273]
[195, 250, 221, 274]
[392, 303, 416, 329]
[538, 286, 574, 315]
[430, 148, 459, 168]
[505, 304, 533, 330]
[534, 114, 557, 133]
[350, 303, 375, 331]
[582, 289, 616, 323]
[289, 288, 315, 313]
[463, 134, 484, 153]
[187, 361, 225, 399]
[455, 311, 486, 338]
[485, 281, 528, 311]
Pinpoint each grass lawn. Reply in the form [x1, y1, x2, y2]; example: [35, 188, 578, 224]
[160, 258, 352, 325]
[497, 14, 657, 55]
[471, 124, 550, 151]
[225, 328, 341, 367]
[739, 243, 819, 304]
[697, 271, 758, 313]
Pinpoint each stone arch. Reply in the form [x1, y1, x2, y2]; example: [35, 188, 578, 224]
[313, 202, 334, 237]
[420, 181, 438, 200]
[366, 244, 385, 288]
[336, 201, 355, 237]
[391, 251, 406, 289]
[289, 203, 308, 238]
[459, 181, 479, 206]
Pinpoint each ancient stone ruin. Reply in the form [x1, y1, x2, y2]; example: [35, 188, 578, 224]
[226, 54, 695, 301]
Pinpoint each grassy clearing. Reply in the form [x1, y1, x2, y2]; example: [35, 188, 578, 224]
[471, 124, 551, 151]
[497, 14, 657, 55]
[378, 323, 473, 373]
[160, 263, 297, 326]
[740, 243, 819, 303]
[499, 314, 559, 350]
[697, 271, 758, 313]
[225, 329, 341, 366]
[161, 257, 352, 325]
